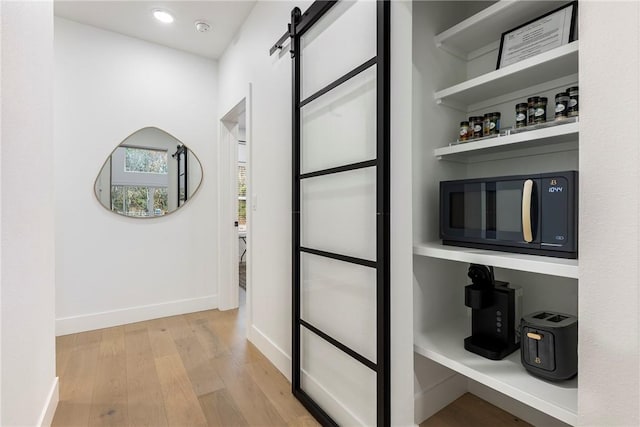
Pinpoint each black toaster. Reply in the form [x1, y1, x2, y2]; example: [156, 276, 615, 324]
[520, 311, 578, 381]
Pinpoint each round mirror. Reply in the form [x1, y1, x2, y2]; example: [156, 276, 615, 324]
[94, 127, 203, 217]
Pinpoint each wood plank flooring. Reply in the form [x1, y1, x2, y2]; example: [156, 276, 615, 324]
[52, 291, 318, 427]
[53, 291, 528, 427]
[421, 393, 532, 427]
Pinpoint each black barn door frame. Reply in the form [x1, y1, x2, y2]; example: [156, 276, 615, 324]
[289, 1, 391, 426]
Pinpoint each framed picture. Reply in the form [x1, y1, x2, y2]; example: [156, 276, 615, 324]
[496, 1, 578, 69]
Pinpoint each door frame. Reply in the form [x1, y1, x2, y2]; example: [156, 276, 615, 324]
[217, 84, 253, 331]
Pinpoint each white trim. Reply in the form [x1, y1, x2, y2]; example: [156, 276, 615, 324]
[248, 324, 291, 380]
[244, 83, 253, 340]
[414, 373, 466, 424]
[37, 377, 59, 427]
[56, 295, 217, 335]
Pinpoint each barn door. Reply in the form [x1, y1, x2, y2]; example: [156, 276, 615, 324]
[289, 1, 390, 425]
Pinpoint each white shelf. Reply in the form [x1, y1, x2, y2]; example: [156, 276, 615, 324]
[434, 121, 579, 162]
[414, 317, 578, 426]
[413, 241, 578, 279]
[434, 1, 569, 59]
[434, 42, 578, 107]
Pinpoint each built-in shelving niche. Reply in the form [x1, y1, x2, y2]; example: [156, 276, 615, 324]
[412, 1, 579, 425]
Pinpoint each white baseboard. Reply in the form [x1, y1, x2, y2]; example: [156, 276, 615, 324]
[468, 381, 571, 427]
[248, 324, 291, 380]
[414, 373, 467, 424]
[56, 295, 218, 335]
[37, 377, 59, 427]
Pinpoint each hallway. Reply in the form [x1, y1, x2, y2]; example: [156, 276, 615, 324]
[52, 293, 318, 426]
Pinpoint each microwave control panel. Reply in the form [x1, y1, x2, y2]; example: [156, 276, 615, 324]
[540, 176, 569, 247]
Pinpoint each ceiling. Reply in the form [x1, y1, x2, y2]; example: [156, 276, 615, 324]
[54, 1, 257, 59]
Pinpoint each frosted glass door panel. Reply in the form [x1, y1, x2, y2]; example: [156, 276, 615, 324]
[301, 66, 376, 174]
[301, 0, 376, 99]
[301, 167, 376, 261]
[301, 328, 376, 426]
[301, 252, 377, 362]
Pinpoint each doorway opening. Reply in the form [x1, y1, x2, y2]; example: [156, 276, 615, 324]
[218, 88, 252, 336]
[237, 113, 247, 298]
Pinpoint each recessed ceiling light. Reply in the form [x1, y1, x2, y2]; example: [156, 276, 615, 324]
[153, 9, 174, 24]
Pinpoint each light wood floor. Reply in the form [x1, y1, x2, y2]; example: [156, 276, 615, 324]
[52, 290, 319, 427]
[53, 290, 528, 427]
[421, 393, 532, 427]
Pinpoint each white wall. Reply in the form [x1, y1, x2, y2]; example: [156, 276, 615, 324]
[218, 0, 310, 375]
[1, 1, 58, 425]
[578, 2, 640, 425]
[217, 2, 414, 425]
[54, 18, 219, 334]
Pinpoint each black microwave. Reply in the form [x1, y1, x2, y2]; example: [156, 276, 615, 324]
[440, 171, 578, 259]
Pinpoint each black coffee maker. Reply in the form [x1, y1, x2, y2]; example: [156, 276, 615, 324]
[464, 264, 522, 360]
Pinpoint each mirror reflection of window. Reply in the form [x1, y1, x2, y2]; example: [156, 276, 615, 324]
[154, 188, 168, 213]
[94, 127, 203, 218]
[111, 146, 169, 217]
[125, 147, 168, 174]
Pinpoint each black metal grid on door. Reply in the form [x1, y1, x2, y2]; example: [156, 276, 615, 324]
[288, 1, 390, 425]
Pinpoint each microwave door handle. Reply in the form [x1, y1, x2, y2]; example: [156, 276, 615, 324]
[522, 179, 534, 243]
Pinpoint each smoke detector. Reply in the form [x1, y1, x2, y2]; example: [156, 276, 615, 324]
[194, 20, 211, 33]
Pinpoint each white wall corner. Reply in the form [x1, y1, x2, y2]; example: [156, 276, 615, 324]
[36, 377, 59, 427]
[414, 373, 466, 424]
[56, 295, 217, 336]
[248, 324, 291, 381]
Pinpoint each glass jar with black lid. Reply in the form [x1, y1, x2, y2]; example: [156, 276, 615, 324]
[483, 112, 501, 135]
[469, 116, 484, 139]
[515, 103, 528, 128]
[555, 92, 569, 120]
[459, 121, 470, 142]
[534, 97, 547, 124]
